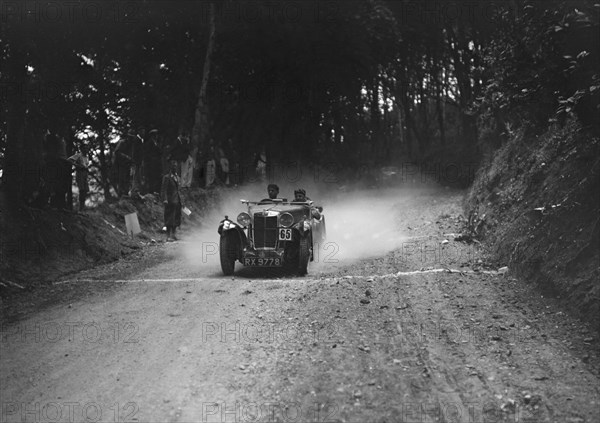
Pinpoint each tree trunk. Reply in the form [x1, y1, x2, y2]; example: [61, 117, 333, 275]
[3, 46, 28, 208]
[436, 87, 445, 146]
[96, 127, 113, 200]
[398, 87, 424, 160]
[370, 78, 380, 160]
[190, 1, 216, 185]
[418, 74, 430, 152]
[393, 84, 413, 158]
[447, 26, 478, 149]
[66, 130, 75, 210]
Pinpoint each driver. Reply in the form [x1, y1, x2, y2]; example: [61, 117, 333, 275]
[259, 184, 282, 204]
[267, 184, 279, 200]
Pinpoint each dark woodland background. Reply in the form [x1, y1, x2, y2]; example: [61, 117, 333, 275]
[0, 0, 598, 204]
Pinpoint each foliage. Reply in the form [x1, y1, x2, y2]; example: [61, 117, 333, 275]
[0, 0, 597, 206]
[477, 0, 599, 137]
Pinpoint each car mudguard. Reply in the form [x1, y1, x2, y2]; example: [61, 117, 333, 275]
[218, 219, 249, 248]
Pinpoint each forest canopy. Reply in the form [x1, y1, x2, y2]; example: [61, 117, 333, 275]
[1, 0, 598, 205]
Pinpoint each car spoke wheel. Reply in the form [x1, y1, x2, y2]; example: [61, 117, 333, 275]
[220, 233, 237, 276]
[298, 236, 311, 276]
[283, 242, 297, 273]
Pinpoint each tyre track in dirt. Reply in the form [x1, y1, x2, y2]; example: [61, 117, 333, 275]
[1, 188, 599, 423]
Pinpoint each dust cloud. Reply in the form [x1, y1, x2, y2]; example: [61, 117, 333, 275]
[180, 165, 433, 276]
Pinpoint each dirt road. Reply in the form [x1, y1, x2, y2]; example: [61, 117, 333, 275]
[2, 188, 599, 422]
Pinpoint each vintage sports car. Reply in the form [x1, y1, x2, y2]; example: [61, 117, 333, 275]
[217, 199, 326, 276]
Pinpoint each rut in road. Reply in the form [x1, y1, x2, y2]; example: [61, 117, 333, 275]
[1, 188, 598, 423]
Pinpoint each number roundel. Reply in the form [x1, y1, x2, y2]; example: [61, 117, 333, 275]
[279, 228, 292, 241]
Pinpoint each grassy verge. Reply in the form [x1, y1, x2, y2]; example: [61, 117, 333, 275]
[0, 187, 222, 291]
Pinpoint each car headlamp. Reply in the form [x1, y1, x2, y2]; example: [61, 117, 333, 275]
[237, 212, 251, 227]
[280, 213, 294, 228]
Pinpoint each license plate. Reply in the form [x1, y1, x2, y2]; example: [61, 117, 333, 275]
[243, 258, 282, 267]
[278, 228, 292, 241]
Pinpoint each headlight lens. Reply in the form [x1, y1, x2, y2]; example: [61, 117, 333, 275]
[280, 213, 294, 228]
[237, 212, 251, 227]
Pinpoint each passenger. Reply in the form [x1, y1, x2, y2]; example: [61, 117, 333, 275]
[293, 188, 320, 219]
[293, 188, 309, 202]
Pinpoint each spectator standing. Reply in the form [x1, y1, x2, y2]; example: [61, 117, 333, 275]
[170, 132, 191, 188]
[44, 132, 71, 210]
[68, 144, 90, 211]
[130, 129, 144, 197]
[161, 158, 183, 242]
[181, 152, 194, 188]
[255, 149, 267, 181]
[143, 129, 162, 194]
[224, 138, 239, 185]
[113, 130, 134, 197]
[205, 145, 217, 188]
[217, 147, 230, 186]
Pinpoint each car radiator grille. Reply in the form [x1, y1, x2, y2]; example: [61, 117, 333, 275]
[253, 214, 278, 248]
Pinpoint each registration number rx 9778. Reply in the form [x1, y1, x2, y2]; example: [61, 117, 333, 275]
[243, 258, 281, 267]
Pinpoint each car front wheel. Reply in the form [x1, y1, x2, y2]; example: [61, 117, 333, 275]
[298, 236, 311, 276]
[219, 233, 237, 276]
